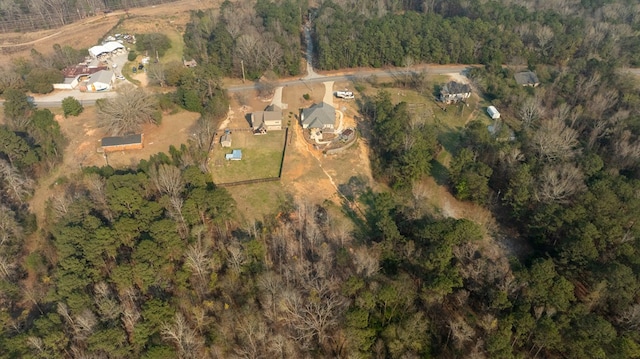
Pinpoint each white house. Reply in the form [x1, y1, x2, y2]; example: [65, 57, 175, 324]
[86, 70, 114, 91]
[487, 106, 501, 120]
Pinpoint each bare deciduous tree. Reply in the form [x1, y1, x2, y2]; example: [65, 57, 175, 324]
[612, 129, 640, 169]
[448, 316, 476, 349]
[617, 304, 640, 330]
[0, 67, 25, 93]
[150, 164, 183, 198]
[161, 312, 202, 359]
[96, 85, 159, 136]
[519, 97, 544, 128]
[353, 247, 379, 277]
[530, 118, 579, 162]
[84, 173, 113, 221]
[279, 281, 347, 349]
[0, 255, 16, 279]
[0, 158, 34, 204]
[263, 40, 283, 71]
[94, 282, 122, 321]
[146, 62, 166, 87]
[535, 164, 586, 203]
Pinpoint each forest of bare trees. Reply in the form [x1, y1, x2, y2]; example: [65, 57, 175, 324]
[0, 0, 180, 32]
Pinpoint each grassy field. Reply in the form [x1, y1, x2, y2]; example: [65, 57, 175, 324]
[211, 130, 286, 183]
[162, 29, 184, 63]
[226, 181, 289, 222]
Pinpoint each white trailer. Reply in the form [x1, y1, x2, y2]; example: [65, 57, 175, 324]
[335, 91, 354, 99]
[487, 106, 501, 119]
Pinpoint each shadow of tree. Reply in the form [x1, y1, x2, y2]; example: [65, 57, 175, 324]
[430, 160, 450, 186]
[437, 129, 463, 156]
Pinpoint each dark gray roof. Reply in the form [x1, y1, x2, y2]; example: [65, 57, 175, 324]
[101, 134, 142, 147]
[515, 71, 539, 85]
[441, 81, 471, 95]
[302, 102, 335, 128]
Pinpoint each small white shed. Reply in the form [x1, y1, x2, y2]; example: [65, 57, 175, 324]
[487, 106, 500, 120]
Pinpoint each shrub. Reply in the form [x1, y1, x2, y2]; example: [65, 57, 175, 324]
[303, 93, 310, 100]
[62, 96, 83, 117]
[25, 67, 63, 94]
[127, 50, 137, 62]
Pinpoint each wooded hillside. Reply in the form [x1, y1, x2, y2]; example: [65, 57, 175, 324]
[3, 0, 640, 357]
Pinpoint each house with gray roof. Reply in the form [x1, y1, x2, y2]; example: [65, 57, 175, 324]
[301, 102, 336, 129]
[515, 71, 540, 87]
[86, 70, 114, 92]
[251, 105, 282, 131]
[440, 81, 471, 104]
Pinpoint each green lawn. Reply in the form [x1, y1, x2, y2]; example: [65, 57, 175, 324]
[226, 181, 289, 223]
[162, 29, 184, 63]
[211, 131, 286, 183]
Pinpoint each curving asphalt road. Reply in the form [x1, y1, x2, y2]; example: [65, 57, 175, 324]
[1, 64, 469, 108]
[226, 65, 473, 93]
[10, 64, 640, 108]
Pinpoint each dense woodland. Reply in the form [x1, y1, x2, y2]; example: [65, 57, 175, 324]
[183, 0, 305, 79]
[3, 0, 640, 357]
[313, 0, 640, 69]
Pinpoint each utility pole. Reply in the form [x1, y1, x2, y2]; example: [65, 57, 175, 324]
[241, 60, 246, 83]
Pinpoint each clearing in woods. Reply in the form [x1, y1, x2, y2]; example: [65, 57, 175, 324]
[7, 0, 504, 249]
[27, 106, 200, 227]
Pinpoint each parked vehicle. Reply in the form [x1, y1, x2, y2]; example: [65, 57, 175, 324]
[335, 90, 355, 99]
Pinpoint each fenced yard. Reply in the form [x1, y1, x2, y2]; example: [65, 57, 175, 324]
[210, 130, 287, 184]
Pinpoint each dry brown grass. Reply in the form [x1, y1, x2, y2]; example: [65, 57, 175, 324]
[0, 0, 216, 67]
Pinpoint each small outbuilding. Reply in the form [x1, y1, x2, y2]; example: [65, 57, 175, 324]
[220, 133, 232, 147]
[487, 106, 501, 120]
[515, 71, 540, 87]
[340, 128, 355, 142]
[183, 59, 198, 68]
[101, 134, 143, 152]
[225, 149, 243, 161]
